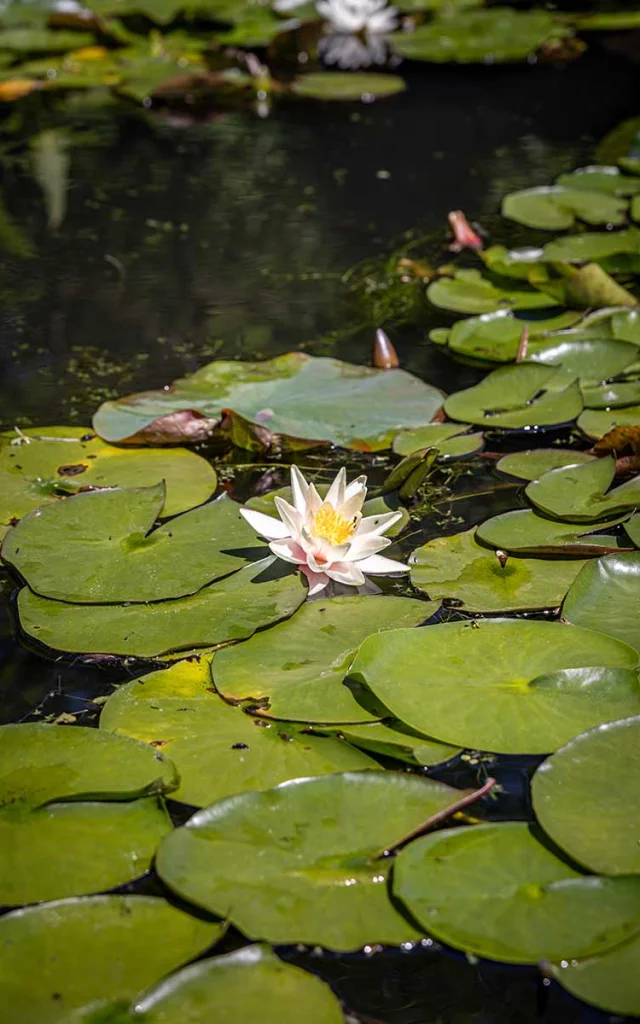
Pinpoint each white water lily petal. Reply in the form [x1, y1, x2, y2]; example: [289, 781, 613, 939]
[273, 496, 304, 538]
[290, 465, 310, 517]
[345, 533, 392, 561]
[326, 562, 366, 586]
[239, 507, 290, 541]
[269, 538, 306, 565]
[357, 553, 408, 574]
[325, 465, 347, 508]
[357, 510, 403, 536]
[339, 486, 367, 521]
[300, 565, 331, 595]
[307, 482, 324, 519]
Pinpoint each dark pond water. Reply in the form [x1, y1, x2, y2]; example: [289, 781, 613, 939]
[1, 39, 640, 1024]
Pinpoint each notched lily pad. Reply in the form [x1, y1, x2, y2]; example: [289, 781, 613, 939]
[496, 448, 595, 481]
[502, 186, 628, 230]
[156, 771, 474, 950]
[213, 594, 433, 724]
[392, 422, 483, 460]
[93, 353, 444, 452]
[444, 363, 583, 430]
[426, 269, 553, 315]
[0, 426, 217, 531]
[349, 619, 639, 754]
[562, 551, 640, 652]
[291, 72, 405, 100]
[526, 456, 640, 522]
[394, 822, 640, 964]
[100, 656, 379, 807]
[476, 509, 629, 556]
[409, 528, 588, 612]
[0, 895, 222, 1024]
[1, 486, 262, 604]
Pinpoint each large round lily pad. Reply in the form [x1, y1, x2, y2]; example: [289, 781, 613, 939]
[291, 72, 405, 100]
[444, 364, 583, 430]
[476, 510, 627, 556]
[349, 619, 639, 754]
[93, 353, 444, 451]
[0, 426, 217, 531]
[526, 457, 640, 522]
[100, 656, 379, 807]
[17, 556, 307, 658]
[156, 772, 472, 950]
[550, 933, 640, 1017]
[441, 309, 580, 363]
[0, 723, 178, 903]
[530, 337, 638, 389]
[1, 487, 262, 604]
[134, 945, 345, 1024]
[496, 448, 595, 481]
[388, 8, 568, 63]
[426, 269, 552, 315]
[409, 528, 587, 611]
[532, 716, 640, 876]
[393, 822, 640, 964]
[318, 720, 461, 767]
[563, 552, 640, 652]
[542, 227, 640, 264]
[0, 895, 222, 1024]
[502, 186, 628, 230]
[213, 594, 433, 724]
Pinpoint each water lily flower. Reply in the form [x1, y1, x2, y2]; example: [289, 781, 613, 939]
[240, 466, 408, 596]
[316, 0, 398, 36]
[318, 30, 388, 69]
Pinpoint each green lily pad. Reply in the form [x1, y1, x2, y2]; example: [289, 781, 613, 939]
[349, 619, 639, 754]
[526, 456, 640, 522]
[93, 353, 444, 451]
[476, 510, 628, 555]
[562, 552, 640, 652]
[84, 0, 197, 24]
[529, 337, 639, 389]
[543, 227, 640, 264]
[502, 186, 628, 230]
[0, 723, 178, 904]
[2, 486, 262, 604]
[291, 72, 405, 100]
[213, 594, 433, 724]
[388, 8, 568, 63]
[426, 269, 553, 315]
[0, 796, 173, 906]
[156, 772, 471, 950]
[409, 528, 587, 612]
[578, 405, 640, 439]
[246, 486, 409, 537]
[0, 28, 95, 53]
[532, 715, 640, 876]
[556, 166, 640, 197]
[582, 378, 640, 409]
[100, 656, 379, 807]
[444, 364, 583, 430]
[392, 422, 483, 460]
[393, 822, 640, 964]
[550, 933, 640, 1017]
[134, 945, 345, 1024]
[0, 895, 222, 1024]
[0, 722, 177, 808]
[611, 309, 640, 345]
[576, 11, 640, 30]
[626, 513, 640, 547]
[496, 448, 595, 481]
[0, 427, 217, 528]
[17, 556, 307, 658]
[317, 720, 460, 767]
[441, 310, 579, 363]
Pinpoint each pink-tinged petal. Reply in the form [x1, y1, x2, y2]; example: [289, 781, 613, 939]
[357, 553, 409, 575]
[325, 467, 347, 508]
[326, 562, 366, 586]
[240, 507, 290, 541]
[344, 534, 391, 562]
[274, 496, 303, 537]
[306, 540, 351, 573]
[290, 465, 310, 516]
[356, 510, 403, 537]
[269, 538, 307, 565]
[300, 564, 330, 596]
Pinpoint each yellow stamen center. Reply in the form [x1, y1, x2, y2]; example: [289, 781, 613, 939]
[311, 502, 356, 546]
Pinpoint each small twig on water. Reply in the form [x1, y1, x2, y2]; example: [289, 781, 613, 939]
[373, 777, 497, 860]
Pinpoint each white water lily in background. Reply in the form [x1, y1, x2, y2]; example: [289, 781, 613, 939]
[240, 466, 408, 596]
[318, 30, 387, 69]
[317, 0, 397, 35]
